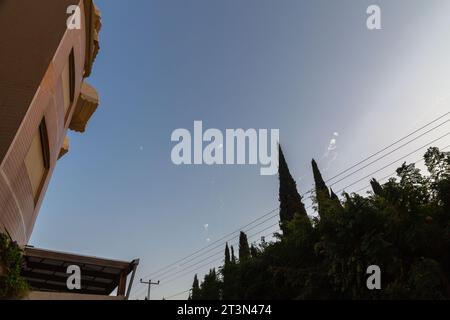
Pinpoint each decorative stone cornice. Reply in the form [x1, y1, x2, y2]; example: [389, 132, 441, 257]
[69, 82, 99, 133]
[83, 0, 101, 78]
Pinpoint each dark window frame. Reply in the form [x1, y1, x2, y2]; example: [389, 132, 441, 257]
[33, 119, 50, 205]
[69, 48, 75, 102]
[64, 48, 76, 124]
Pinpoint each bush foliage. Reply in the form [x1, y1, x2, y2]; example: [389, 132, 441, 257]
[190, 147, 450, 300]
[0, 233, 28, 299]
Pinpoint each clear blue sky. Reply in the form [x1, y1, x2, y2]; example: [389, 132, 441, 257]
[30, 0, 450, 299]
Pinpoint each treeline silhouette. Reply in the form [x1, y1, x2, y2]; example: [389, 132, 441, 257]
[188, 146, 450, 300]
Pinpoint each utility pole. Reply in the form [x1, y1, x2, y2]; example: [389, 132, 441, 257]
[140, 279, 160, 300]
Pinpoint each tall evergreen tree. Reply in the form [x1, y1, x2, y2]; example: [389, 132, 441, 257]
[222, 243, 238, 300]
[224, 242, 231, 265]
[279, 145, 307, 234]
[200, 269, 221, 300]
[312, 159, 331, 216]
[188, 146, 450, 300]
[230, 245, 236, 264]
[191, 274, 201, 300]
[239, 231, 250, 261]
[312, 159, 329, 195]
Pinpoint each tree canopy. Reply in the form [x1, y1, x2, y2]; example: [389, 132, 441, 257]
[189, 147, 450, 300]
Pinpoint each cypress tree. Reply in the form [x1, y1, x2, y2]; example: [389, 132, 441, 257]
[222, 244, 230, 300]
[312, 159, 331, 216]
[222, 244, 237, 300]
[224, 242, 231, 265]
[312, 159, 329, 196]
[191, 274, 201, 300]
[200, 269, 220, 300]
[279, 145, 307, 234]
[239, 231, 250, 261]
[230, 245, 236, 264]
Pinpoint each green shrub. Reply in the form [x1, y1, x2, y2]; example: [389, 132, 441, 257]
[0, 233, 28, 299]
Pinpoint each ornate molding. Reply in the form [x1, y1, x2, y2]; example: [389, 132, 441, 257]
[83, 0, 101, 78]
[69, 82, 99, 133]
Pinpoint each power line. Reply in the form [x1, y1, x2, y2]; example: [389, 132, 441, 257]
[335, 131, 450, 193]
[142, 207, 279, 280]
[133, 133, 450, 297]
[328, 118, 450, 188]
[353, 143, 450, 194]
[152, 142, 450, 300]
[296, 113, 450, 198]
[294, 114, 450, 198]
[132, 225, 280, 299]
[134, 140, 450, 298]
[164, 289, 191, 300]
[154, 212, 281, 281]
[131, 211, 298, 298]
[147, 113, 450, 276]
[132, 134, 450, 298]
[156, 227, 280, 291]
[325, 111, 450, 183]
[152, 139, 450, 295]
[132, 113, 450, 297]
[132, 221, 282, 299]
[139, 209, 280, 288]
[158, 228, 281, 300]
[158, 221, 282, 283]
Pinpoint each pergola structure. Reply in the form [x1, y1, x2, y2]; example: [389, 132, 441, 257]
[21, 246, 139, 300]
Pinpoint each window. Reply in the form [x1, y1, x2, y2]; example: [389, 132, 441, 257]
[25, 120, 50, 203]
[62, 49, 75, 118]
